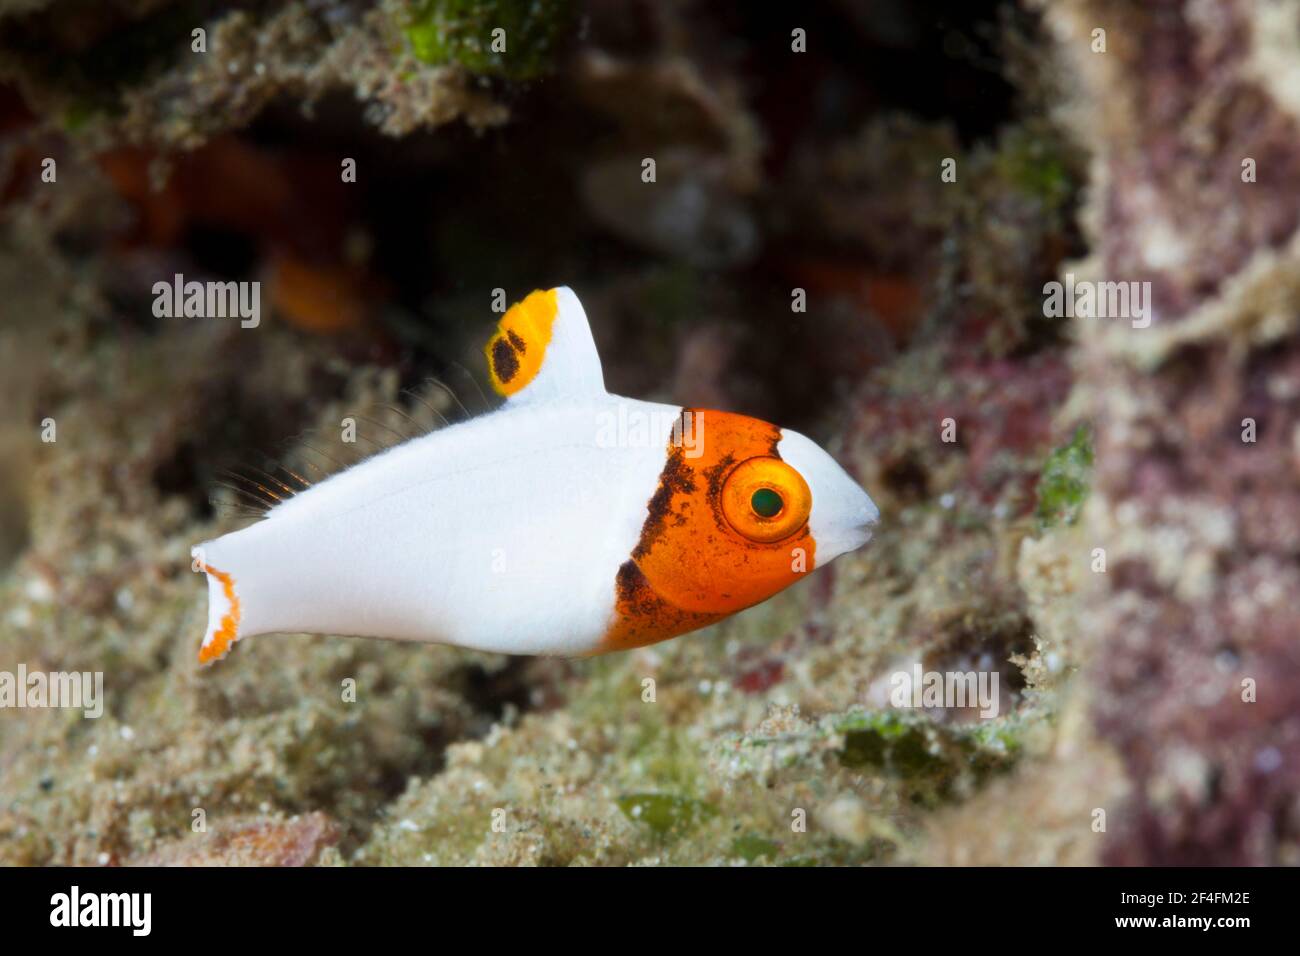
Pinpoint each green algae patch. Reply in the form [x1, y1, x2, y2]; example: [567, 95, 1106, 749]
[1035, 425, 1094, 529]
[730, 833, 779, 862]
[992, 123, 1078, 213]
[616, 793, 716, 837]
[836, 711, 1023, 806]
[839, 711, 946, 777]
[402, 0, 573, 78]
[61, 102, 97, 133]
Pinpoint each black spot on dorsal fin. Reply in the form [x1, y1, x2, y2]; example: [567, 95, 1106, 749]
[491, 336, 522, 384]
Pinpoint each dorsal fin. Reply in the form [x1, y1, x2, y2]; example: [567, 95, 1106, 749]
[484, 287, 606, 402]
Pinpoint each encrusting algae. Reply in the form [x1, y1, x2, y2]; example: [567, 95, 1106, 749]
[1, 0, 1295, 867]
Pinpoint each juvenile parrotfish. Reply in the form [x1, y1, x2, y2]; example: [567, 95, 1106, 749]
[193, 287, 879, 664]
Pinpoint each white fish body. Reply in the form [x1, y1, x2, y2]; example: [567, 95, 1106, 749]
[197, 398, 676, 656]
[193, 287, 878, 664]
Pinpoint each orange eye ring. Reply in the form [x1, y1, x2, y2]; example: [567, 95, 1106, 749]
[719, 456, 812, 543]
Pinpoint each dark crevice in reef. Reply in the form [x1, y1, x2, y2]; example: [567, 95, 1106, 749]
[453, 656, 571, 729]
[0, 1, 284, 108]
[879, 451, 932, 504]
[923, 611, 1037, 700]
[149, 368, 349, 519]
[731, 0, 1029, 156]
[5, 0, 1294, 868]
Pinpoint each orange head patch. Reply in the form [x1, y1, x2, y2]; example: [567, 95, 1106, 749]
[604, 409, 817, 651]
[485, 288, 558, 396]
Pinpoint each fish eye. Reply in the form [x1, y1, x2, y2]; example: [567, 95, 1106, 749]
[721, 457, 811, 543]
[750, 487, 784, 518]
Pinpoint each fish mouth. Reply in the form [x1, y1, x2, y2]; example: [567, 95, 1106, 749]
[856, 500, 880, 530]
[849, 501, 880, 545]
[845, 514, 878, 549]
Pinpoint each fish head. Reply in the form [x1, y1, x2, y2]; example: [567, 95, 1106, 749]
[623, 409, 879, 624]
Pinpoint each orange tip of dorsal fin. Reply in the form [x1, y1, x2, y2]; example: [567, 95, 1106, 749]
[485, 288, 559, 397]
[483, 287, 606, 403]
[197, 563, 241, 666]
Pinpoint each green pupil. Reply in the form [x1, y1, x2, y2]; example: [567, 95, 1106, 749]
[751, 487, 784, 518]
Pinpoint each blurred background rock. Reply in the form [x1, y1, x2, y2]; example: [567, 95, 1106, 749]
[0, 0, 1295, 865]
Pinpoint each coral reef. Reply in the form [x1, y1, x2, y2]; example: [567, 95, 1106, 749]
[0, 0, 1294, 867]
[0, 1, 510, 147]
[1035, 0, 1300, 865]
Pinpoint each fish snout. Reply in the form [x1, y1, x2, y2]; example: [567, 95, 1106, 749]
[837, 487, 880, 552]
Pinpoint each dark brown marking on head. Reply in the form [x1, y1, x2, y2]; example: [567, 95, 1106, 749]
[702, 453, 736, 526]
[700, 423, 780, 526]
[616, 560, 655, 613]
[609, 559, 722, 649]
[632, 443, 696, 559]
[491, 336, 520, 384]
[603, 408, 808, 652]
[507, 329, 527, 353]
[611, 560, 657, 647]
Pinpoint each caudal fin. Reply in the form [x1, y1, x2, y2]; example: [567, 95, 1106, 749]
[193, 548, 242, 665]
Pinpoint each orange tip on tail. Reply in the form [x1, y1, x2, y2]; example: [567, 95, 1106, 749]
[195, 560, 241, 665]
